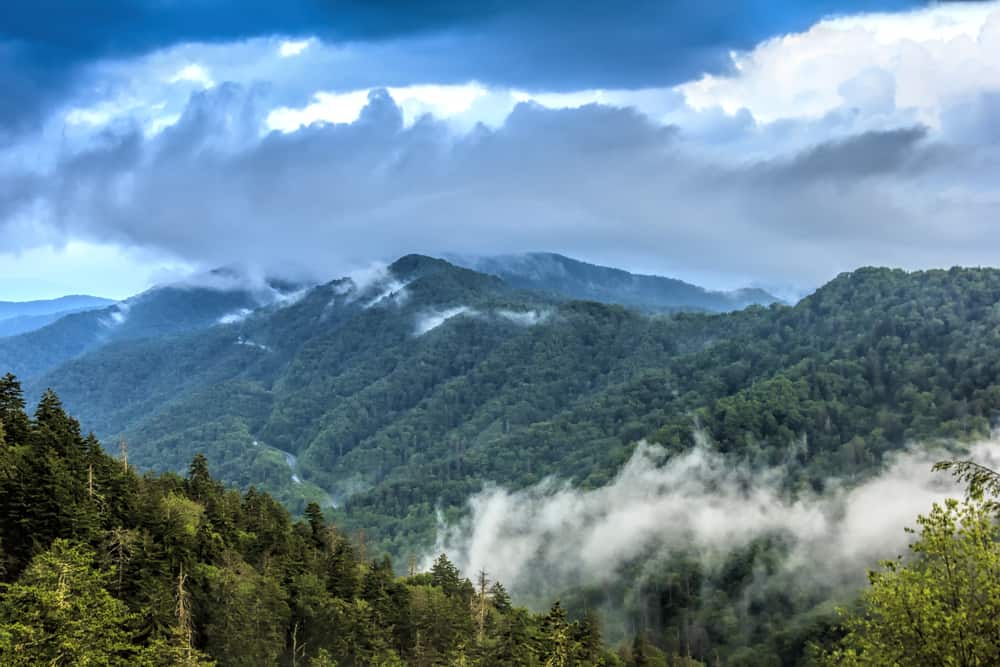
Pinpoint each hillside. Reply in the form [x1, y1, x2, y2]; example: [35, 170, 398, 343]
[451, 252, 780, 312]
[9, 258, 1000, 663]
[24, 260, 1000, 533]
[0, 295, 116, 337]
[0, 294, 114, 320]
[0, 273, 306, 381]
[0, 381, 623, 665]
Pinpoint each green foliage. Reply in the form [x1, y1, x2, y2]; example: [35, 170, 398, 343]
[12, 261, 1000, 662]
[0, 390, 618, 665]
[823, 497, 1000, 666]
[0, 540, 137, 666]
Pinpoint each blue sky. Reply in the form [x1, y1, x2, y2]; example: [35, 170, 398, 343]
[2, 1, 1000, 299]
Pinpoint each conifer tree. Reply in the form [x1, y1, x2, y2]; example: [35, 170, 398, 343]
[0, 540, 137, 665]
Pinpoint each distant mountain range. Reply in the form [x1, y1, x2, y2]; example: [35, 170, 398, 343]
[6, 254, 1000, 664]
[449, 252, 781, 312]
[0, 272, 306, 380]
[0, 295, 115, 337]
[0, 254, 777, 379]
[1, 253, 993, 545]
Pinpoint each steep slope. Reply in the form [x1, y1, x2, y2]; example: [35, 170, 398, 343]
[452, 252, 780, 312]
[17, 260, 1000, 563]
[0, 295, 116, 337]
[0, 272, 306, 381]
[26, 255, 544, 509]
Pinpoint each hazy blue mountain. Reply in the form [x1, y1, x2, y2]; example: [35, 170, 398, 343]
[0, 294, 115, 319]
[0, 271, 309, 381]
[449, 252, 780, 312]
[0, 295, 116, 337]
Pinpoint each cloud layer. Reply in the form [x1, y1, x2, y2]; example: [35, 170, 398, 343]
[3, 2, 1000, 297]
[430, 438, 1000, 605]
[0, 1, 924, 136]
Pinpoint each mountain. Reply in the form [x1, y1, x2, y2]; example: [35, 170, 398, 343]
[21, 258, 999, 528]
[0, 272, 308, 381]
[0, 295, 116, 337]
[449, 252, 781, 312]
[0, 384, 619, 666]
[0, 294, 114, 319]
[8, 256, 1000, 663]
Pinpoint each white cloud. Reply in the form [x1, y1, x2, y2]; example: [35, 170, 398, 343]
[267, 90, 372, 130]
[278, 39, 312, 58]
[496, 309, 550, 326]
[267, 83, 492, 131]
[679, 2, 1000, 126]
[168, 63, 215, 88]
[414, 306, 473, 335]
[431, 438, 1000, 599]
[218, 308, 253, 324]
[7, 4, 1000, 296]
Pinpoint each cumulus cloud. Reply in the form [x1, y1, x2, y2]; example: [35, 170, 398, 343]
[1, 0, 919, 139]
[680, 2, 1000, 126]
[430, 438, 1000, 603]
[4, 2, 1000, 295]
[5, 78, 999, 291]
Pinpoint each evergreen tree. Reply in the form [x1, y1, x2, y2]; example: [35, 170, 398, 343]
[0, 540, 137, 665]
[0, 374, 29, 445]
[430, 553, 462, 597]
[304, 502, 327, 549]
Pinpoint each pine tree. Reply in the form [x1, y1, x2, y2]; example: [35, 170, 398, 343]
[304, 502, 327, 549]
[185, 453, 215, 502]
[541, 601, 571, 667]
[430, 553, 462, 597]
[0, 374, 29, 445]
[489, 581, 512, 614]
[0, 539, 138, 665]
[327, 537, 359, 600]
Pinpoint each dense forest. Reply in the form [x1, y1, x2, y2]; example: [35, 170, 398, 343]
[3, 379, 1000, 666]
[0, 376, 638, 665]
[22, 260, 1000, 548]
[5, 259, 1000, 663]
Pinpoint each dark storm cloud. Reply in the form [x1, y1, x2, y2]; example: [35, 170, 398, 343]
[4, 84, 993, 288]
[0, 0, 923, 135]
[758, 127, 931, 183]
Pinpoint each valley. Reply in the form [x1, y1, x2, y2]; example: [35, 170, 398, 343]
[4, 253, 1000, 663]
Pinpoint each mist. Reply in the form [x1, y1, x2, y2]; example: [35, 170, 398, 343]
[430, 437, 1000, 609]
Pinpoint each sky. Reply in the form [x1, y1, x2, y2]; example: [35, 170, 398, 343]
[2, 1, 1000, 300]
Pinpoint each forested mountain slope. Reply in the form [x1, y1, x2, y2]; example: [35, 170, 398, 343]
[0, 380, 626, 666]
[0, 273, 305, 380]
[21, 259, 1000, 559]
[0, 295, 115, 337]
[9, 258, 1000, 664]
[452, 252, 780, 312]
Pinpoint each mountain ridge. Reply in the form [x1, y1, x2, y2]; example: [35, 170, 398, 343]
[448, 252, 782, 312]
[0, 294, 117, 338]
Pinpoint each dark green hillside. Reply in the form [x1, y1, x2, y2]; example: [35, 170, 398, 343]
[0, 377, 623, 665]
[9, 260, 1000, 664]
[25, 262, 1000, 546]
